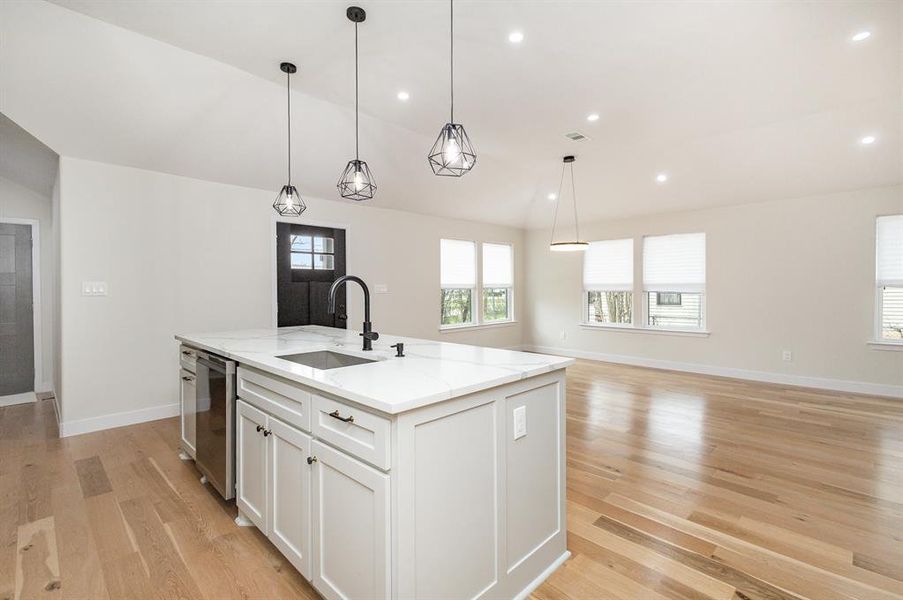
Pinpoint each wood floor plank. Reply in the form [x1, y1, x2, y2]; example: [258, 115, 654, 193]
[14, 517, 59, 600]
[73, 456, 113, 499]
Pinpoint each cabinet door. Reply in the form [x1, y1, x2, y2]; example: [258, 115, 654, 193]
[311, 440, 390, 600]
[268, 416, 312, 580]
[236, 400, 268, 531]
[179, 369, 197, 458]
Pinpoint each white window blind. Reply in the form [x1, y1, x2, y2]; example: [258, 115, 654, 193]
[440, 239, 476, 287]
[876, 215, 903, 286]
[482, 243, 513, 287]
[583, 239, 633, 291]
[643, 233, 706, 292]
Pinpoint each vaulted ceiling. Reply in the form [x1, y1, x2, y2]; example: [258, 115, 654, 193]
[2, 0, 900, 228]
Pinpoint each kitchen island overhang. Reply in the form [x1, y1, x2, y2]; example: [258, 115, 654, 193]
[176, 325, 573, 600]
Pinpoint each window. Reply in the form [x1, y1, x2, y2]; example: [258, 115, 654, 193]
[876, 215, 903, 340]
[643, 233, 705, 329]
[440, 239, 476, 326]
[583, 239, 633, 325]
[482, 243, 513, 322]
[291, 235, 335, 270]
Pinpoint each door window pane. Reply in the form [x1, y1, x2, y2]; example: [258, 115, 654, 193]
[313, 237, 334, 253]
[587, 291, 632, 324]
[313, 254, 335, 270]
[441, 288, 473, 325]
[291, 235, 312, 252]
[291, 253, 313, 269]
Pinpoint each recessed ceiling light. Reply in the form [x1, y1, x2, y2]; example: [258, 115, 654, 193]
[508, 31, 524, 44]
[586, 113, 600, 122]
[397, 90, 410, 101]
[851, 31, 872, 42]
[655, 173, 668, 183]
[860, 135, 876, 145]
[547, 193, 557, 201]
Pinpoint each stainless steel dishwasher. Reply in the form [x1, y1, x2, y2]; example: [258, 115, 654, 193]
[194, 350, 236, 500]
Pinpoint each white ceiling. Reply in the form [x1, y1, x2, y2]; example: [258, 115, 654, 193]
[1, 0, 900, 228]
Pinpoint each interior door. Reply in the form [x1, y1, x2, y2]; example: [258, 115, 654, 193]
[236, 400, 268, 531]
[0, 223, 34, 396]
[311, 440, 390, 600]
[276, 223, 347, 328]
[268, 416, 312, 580]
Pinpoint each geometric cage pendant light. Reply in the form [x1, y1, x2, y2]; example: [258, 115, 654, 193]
[549, 155, 589, 252]
[273, 61, 307, 217]
[337, 6, 376, 201]
[427, 0, 476, 176]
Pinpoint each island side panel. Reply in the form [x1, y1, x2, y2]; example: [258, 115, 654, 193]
[393, 369, 568, 599]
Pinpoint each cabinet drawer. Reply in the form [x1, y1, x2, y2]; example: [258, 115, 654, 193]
[312, 395, 391, 470]
[179, 345, 197, 373]
[238, 367, 312, 433]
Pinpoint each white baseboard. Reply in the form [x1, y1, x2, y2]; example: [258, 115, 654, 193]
[51, 395, 61, 428]
[59, 402, 179, 438]
[524, 345, 903, 399]
[513, 551, 571, 600]
[0, 392, 37, 407]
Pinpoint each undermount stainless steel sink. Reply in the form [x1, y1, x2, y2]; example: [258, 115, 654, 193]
[276, 350, 376, 370]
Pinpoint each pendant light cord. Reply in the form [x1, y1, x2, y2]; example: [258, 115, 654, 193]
[355, 21, 360, 160]
[550, 162, 566, 245]
[570, 162, 581, 241]
[286, 69, 292, 185]
[449, 0, 454, 124]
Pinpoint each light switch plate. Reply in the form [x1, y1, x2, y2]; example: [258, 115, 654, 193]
[513, 405, 527, 440]
[82, 281, 108, 296]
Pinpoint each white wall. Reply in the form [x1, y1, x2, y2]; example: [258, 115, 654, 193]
[524, 185, 903, 396]
[57, 157, 524, 429]
[0, 175, 55, 393]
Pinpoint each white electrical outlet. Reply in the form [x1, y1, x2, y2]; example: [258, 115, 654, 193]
[782, 350, 793, 362]
[513, 406, 527, 440]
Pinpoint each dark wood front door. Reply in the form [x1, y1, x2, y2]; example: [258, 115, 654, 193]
[276, 223, 347, 328]
[0, 223, 34, 395]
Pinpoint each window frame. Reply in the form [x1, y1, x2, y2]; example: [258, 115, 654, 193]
[875, 214, 903, 344]
[480, 242, 515, 324]
[581, 238, 635, 327]
[439, 238, 478, 329]
[290, 234, 336, 271]
[580, 233, 708, 334]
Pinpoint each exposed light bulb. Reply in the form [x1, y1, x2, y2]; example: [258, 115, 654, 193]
[285, 190, 294, 208]
[444, 136, 461, 164]
[353, 169, 364, 192]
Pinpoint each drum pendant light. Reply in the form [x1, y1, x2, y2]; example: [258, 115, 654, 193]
[337, 6, 376, 201]
[427, 0, 476, 176]
[273, 62, 307, 217]
[549, 156, 589, 252]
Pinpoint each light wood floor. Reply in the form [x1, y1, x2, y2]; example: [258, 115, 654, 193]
[2, 361, 902, 600]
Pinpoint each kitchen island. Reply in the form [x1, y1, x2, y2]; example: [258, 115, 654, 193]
[176, 325, 573, 600]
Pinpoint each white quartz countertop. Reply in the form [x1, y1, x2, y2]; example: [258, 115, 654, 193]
[176, 326, 574, 414]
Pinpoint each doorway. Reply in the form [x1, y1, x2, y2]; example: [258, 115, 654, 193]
[0, 222, 35, 397]
[276, 223, 347, 328]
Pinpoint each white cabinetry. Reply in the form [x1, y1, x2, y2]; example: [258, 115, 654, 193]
[179, 369, 197, 459]
[311, 440, 390, 600]
[232, 365, 568, 600]
[236, 399, 314, 580]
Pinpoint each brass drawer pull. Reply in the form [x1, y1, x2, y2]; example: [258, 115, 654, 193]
[328, 410, 354, 423]
[181, 376, 193, 382]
